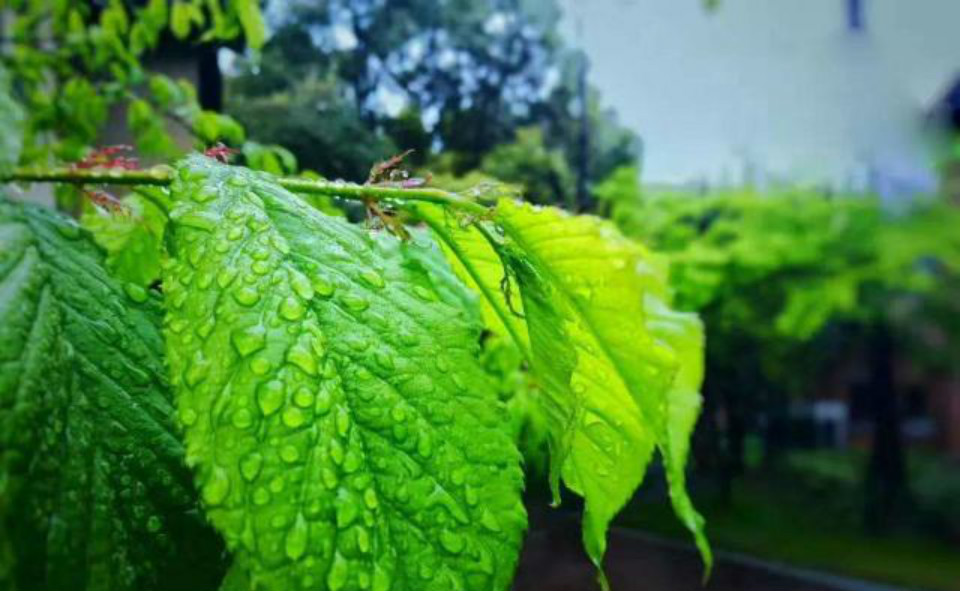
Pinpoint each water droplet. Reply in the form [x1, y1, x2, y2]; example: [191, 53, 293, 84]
[232, 325, 267, 357]
[124, 283, 148, 303]
[293, 387, 314, 408]
[250, 356, 272, 376]
[315, 386, 334, 416]
[374, 351, 395, 370]
[327, 553, 349, 591]
[285, 513, 309, 561]
[356, 525, 371, 553]
[464, 485, 479, 506]
[280, 296, 305, 320]
[251, 260, 271, 275]
[282, 407, 305, 428]
[413, 286, 436, 301]
[250, 245, 270, 261]
[343, 450, 361, 474]
[281, 445, 300, 463]
[312, 275, 335, 297]
[435, 357, 449, 373]
[360, 269, 385, 289]
[372, 564, 391, 591]
[336, 498, 360, 528]
[290, 271, 315, 300]
[335, 408, 351, 437]
[179, 408, 198, 426]
[363, 488, 379, 510]
[188, 243, 206, 268]
[416, 433, 433, 458]
[232, 408, 254, 429]
[286, 341, 318, 376]
[439, 530, 465, 554]
[253, 487, 271, 505]
[202, 469, 230, 506]
[56, 222, 81, 239]
[322, 467, 338, 490]
[341, 293, 370, 312]
[217, 267, 239, 288]
[233, 286, 260, 306]
[240, 452, 263, 481]
[227, 175, 249, 188]
[257, 380, 285, 416]
[184, 354, 210, 387]
[480, 509, 501, 532]
[193, 188, 217, 203]
[146, 515, 162, 532]
[227, 226, 245, 241]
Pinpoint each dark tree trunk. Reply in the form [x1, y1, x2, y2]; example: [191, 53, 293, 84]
[863, 324, 909, 531]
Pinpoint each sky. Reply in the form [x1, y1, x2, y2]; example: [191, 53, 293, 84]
[556, 0, 960, 193]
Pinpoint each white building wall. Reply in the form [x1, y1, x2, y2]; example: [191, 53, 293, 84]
[561, 0, 960, 196]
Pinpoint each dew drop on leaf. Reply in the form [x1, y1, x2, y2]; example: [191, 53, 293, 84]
[440, 530, 465, 555]
[290, 270, 315, 300]
[280, 444, 300, 463]
[293, 386, 314, 408]
[202, 468, 230, 506]
[285, 513, 309, 561]
[250, 356, 272, 376]
[124, 282, 148, 303]
[279, 295, 306, 320]
[216, 267, 239, 288]
[231, 325, 267, 357]
[360, 269, 385, 289]
[282, 407, 305, 428]
[312, 275, 335, 297]
[232, 408, 253, 429]
[257, 380, 285, 416]
[327, 553, 349, 591]
[233, 285, 261, 306]
[240, 452, 263, 482]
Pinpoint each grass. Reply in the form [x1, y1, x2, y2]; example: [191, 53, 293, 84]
[618, 473, 960, 591]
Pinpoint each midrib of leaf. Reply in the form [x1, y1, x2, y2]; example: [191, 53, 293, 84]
[418, 213, 531, 361]
[493, 213, 655, 434]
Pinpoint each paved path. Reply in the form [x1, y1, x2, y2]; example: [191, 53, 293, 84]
[513, 513, 918, 591]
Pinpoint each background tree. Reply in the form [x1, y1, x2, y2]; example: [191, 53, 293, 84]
[225, 0, 639, 202]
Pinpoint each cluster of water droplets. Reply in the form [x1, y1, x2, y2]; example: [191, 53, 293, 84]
[162, 159, 526, 591]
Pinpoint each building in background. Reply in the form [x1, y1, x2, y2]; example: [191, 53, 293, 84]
[561, 0, 960, 197]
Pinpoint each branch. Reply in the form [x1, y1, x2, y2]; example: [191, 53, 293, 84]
[1, 167, 490, 216]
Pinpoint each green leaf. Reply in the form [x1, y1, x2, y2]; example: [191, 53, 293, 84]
[416, 205, 529, 352]
[80, 188, 170, 287]
[235, 0, 267, 49]
[433, 199, 710, 583]
[170, 1, 192, 39]
[163, 156, 527, 591]
[0, 196, 225, 591]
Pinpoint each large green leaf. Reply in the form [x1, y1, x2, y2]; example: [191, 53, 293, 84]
[0, 197, 224, 591]
[163, 156, 526, 591]
[426, 199, 710, 583]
